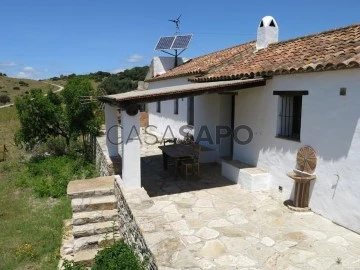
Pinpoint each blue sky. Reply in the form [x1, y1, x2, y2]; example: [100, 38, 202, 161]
[1, 0, 359, 79]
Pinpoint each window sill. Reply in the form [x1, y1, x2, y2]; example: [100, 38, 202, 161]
[275, 136, 301, 143]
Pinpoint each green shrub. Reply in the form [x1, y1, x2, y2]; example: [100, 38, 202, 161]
[0, 94, 10, 104]
[16, 156, 97, 198]
[62, 260, 87, 270]
[62, 241, 145, 270]
[13, 86, 20, 90]
[45, 137, 68, 156]
[19, 80, 29, 87]
[92, 240, 145, 270]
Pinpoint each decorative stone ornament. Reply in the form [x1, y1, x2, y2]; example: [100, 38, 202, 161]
[287, 145, 317, 209]
[296, 145, 317, 174]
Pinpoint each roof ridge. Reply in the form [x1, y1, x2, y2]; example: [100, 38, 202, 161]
[269, 23, 360, 48]
[149, 22, 360, 83]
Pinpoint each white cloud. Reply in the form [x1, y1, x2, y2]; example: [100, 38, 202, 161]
[127, 54, 143, 63]
[0, 61, 17, 67]
[23, 66, 36, 72]
[15, 66, 40, 79]
[111, 68, 125, 74]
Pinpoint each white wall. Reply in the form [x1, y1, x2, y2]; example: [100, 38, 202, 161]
[148, 77, 191, 139]
[194, 94, 232, 161]
[233, 69, 360, 233]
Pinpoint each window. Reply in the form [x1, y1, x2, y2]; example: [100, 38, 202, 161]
[174, 99, 179, 114]
[274, 91, 308, 141]
[156, 101, 161, 113]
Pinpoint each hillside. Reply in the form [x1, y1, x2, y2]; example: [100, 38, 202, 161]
[0, 76, 57, 104]
[47, 66, 149, 95]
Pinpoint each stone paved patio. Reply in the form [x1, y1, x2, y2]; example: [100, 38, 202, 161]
[102, 129, 360, 269]
[126, 164, 360, 269]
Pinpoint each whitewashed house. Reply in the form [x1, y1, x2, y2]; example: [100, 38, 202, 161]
[100, 17, 360, 233]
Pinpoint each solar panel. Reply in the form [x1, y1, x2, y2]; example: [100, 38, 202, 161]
[171, 35, 192, 49]
[155, 36, 176, 50]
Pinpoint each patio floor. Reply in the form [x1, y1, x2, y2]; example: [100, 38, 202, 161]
[128, 160, 360, 269]
[104, 129, 360, 269]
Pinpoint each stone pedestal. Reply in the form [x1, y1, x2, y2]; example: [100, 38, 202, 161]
[287, 172, 316, 208]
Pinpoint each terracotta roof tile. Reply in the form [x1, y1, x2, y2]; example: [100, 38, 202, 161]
[147, 24, 360, 82]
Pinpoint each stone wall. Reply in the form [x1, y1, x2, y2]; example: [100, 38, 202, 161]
[114, 176, 157, 270]
[95, 134, 114, 176]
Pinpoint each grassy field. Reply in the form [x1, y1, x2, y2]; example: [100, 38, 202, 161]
[0, 77, 56, 104]
[0, 107, 72, 270]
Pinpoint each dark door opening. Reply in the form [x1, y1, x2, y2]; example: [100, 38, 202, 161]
[187, 96, 194, 126]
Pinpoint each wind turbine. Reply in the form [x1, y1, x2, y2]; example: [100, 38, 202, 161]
[169, 15, 181, 33]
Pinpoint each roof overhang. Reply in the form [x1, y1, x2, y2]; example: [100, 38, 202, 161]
[98, 78, 266, 109]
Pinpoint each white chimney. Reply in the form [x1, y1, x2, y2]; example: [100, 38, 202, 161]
[256, 16, 279, 50]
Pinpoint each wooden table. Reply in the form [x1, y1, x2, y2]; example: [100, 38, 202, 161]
[158, 144, 195, 179]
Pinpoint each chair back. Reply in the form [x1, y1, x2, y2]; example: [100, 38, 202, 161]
[163, 138, 177, 145]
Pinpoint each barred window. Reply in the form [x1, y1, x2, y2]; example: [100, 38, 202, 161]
[274, 91, 307, 141]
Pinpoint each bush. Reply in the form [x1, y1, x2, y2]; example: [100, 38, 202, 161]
[16, 156, 97, 198]
[62, 260, 86, 270]
[19, 80, 29, 87]
[0, 94, 10, 104]
[13, 86, 20, 90]
[62, 241, 146, 270]
[92, 240, 145, 270]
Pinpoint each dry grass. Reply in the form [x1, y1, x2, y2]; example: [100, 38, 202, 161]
[0, 107, 71, 269]
[0, 77, 56, 104]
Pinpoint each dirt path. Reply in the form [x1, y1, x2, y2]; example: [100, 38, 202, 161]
[0, 82, 64, 109]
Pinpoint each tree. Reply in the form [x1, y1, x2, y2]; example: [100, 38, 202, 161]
[61, 78, 101, 152]
[99, 66, 149, 94]
[15, 89, 70, 150]
[15, 78, 101, 152]
[0, 94, 10, 104]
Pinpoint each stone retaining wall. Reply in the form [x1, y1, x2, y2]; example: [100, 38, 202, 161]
[95, 135, 114, 176]
[114, 176, 157, 270]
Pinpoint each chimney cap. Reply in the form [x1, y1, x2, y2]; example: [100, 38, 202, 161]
[259, 16, 278, 28]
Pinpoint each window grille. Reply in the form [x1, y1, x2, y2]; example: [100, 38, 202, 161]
[277, 94, 303, 140]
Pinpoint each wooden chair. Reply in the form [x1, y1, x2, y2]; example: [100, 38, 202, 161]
[163, 138, 177, 168]
[179, 143, 200, 180]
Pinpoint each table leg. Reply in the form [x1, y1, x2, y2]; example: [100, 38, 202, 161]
[163, 153, 168, 170]
[174, 158, 178, 180]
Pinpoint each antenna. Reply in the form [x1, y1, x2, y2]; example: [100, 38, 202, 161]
[169, 14, 181, 34]
[155, 15, 192, 67]
[79, 88, 107, 110]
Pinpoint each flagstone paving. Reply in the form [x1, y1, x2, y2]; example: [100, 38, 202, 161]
[101, 129, 360, 269]
[125, 176, 360, 269]
[125, 159, 360, 270]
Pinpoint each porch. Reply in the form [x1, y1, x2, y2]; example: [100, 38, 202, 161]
[94, 130, 360, 269]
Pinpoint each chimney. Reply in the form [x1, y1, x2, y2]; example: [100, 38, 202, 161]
[256, 16, 279, 50]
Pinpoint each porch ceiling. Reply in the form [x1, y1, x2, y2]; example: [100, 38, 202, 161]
[98, 78, 266, 108]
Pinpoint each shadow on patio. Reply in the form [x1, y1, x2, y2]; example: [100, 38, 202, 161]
[141, 154, 235, 197]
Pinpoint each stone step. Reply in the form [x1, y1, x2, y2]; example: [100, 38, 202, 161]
[73, 209, 118, 226]
[73, 249, 100, 267]
[72, 195, 117, 213]
[67, 176, 115, 199]
[73, 221, 119, 238]
[73, 232, 122, 252]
